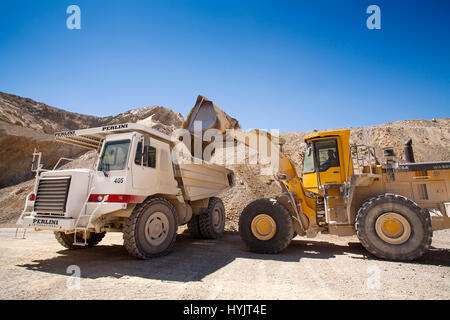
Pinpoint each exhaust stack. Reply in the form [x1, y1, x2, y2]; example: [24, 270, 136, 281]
[404, 139, 415, 163]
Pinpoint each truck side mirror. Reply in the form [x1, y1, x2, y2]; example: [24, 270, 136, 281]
[31, 150, 41, 172]
[143, 136, 150, 167]
[135, 149, 142, 165]
[31, 158, 39, 172]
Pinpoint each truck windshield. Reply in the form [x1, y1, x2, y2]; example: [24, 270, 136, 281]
[97, 140, 130, 171]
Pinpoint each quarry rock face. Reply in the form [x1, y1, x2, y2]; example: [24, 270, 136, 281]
[0, 92, 103, 133]
[0, 91, 449, 229]
[0, 92, 184, 187]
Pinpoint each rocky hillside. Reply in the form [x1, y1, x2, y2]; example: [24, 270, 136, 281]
[0, 92, 183, 187]
[0, 92, 103, 133]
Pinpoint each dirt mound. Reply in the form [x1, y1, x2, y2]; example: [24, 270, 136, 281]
[102, 105, 184, 135]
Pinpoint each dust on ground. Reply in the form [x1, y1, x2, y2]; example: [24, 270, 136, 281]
[0, 227, 448, 300]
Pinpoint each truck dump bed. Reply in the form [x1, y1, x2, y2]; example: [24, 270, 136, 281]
[175, 162, 234, 201]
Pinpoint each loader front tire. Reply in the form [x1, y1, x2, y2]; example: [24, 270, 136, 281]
[239, 198, 294, 254]
[54, 231, 105, 249]
[355, 193, 432, 261]
[123, 197, 178, 259]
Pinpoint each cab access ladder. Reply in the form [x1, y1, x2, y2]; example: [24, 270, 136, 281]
[321, 184, 350, 225]
[72, 188, 108, 246]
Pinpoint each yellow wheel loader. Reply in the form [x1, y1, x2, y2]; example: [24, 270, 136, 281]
[238, 129, 450, 261]
[177, 95, 450, 261]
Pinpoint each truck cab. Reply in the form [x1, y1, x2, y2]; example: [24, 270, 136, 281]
[92, 131, 179, 203]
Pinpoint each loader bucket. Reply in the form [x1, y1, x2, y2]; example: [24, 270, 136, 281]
[183, 95, 240, 133]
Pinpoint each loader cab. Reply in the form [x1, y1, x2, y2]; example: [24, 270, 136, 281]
[302, 130, 353, 194]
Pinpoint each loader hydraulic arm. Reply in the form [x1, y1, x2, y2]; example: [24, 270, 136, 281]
[228, 129, 316, 227]
[182, 95, 316, 228]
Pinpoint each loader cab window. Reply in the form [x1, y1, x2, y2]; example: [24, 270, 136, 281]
[135, 141, 157, 168]
[303, 139, 340, 173]
[97, 140, 130, 171]
[316, 139, 339, 172]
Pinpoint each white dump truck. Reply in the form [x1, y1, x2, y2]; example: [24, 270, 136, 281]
[17, 97, 235, 259]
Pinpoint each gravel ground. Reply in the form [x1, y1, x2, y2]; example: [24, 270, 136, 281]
[0, 227, 448, 300]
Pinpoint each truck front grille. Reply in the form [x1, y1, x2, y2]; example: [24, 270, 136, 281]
[34, 176, 71, 216]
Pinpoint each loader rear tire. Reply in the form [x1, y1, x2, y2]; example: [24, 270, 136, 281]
[239, 198, 294, 254]
[123, 197, 178, 259]
[198, 197, 226, 239]
[54, 231, 105, 249]
[355, 193, 432, 261]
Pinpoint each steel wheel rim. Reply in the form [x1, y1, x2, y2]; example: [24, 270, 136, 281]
[212, 207, 224, 232]
[144, 212, 169, 246]
[375, 212, 411, 245]
[251, 214, 276, 241]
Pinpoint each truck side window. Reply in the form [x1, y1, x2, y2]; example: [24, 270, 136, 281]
[147, 146, 156, 168]
[316, 139, 340, 172]
[135, 142, 156, 168]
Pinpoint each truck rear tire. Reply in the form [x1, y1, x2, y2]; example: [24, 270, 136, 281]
[54, 231, 105, 249]
[187, 198, 226, 239]
[123, 197, 178, 259]
[187, 214, 202, 238]
[355, 193, 432, 261]
[198, 197, 226, 239]
[239, 198, 294, 254]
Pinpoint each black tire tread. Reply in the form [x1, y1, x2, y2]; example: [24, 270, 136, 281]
[54, 231, 105, 249]
[123, 197, 178, 259]
[187, 214, 202, 238]
[198, 197, 225, 239]
[355, 193, 432, 261]
[239, 198, 293, 254]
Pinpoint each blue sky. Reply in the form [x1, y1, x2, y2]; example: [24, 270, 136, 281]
[0, 0, 449, 132]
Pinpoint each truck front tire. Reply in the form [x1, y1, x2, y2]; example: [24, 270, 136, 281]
[54, 231, 105, 249]
[123, 197, 178, 259]
[355, 193, 432, 261]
